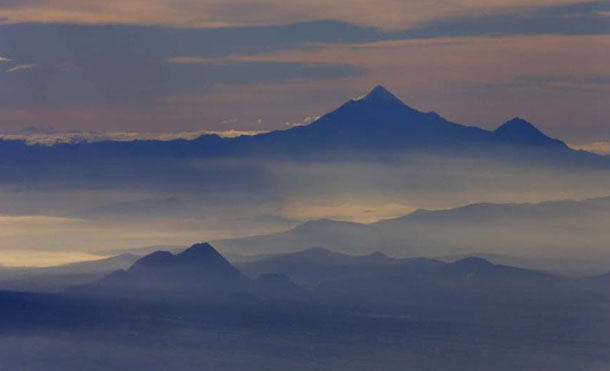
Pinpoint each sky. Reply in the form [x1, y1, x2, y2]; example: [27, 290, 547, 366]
[0, 0, 609, 148]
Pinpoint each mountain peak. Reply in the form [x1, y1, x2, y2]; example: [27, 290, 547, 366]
[173, 242, 235, 267]
[494, 117, 567, 148]
[354, 85, 404, 106]
[495, 117, 542, 135]
[178, 242, 217, 257]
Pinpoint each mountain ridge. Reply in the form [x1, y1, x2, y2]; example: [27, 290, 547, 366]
[0, 86, 587, 160]
[213, 194, 610, 273]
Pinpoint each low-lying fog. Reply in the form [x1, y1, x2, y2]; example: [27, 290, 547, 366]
[0, 154, 609, 271]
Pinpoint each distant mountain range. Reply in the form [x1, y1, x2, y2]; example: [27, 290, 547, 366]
[70, 243, 600, 310]
[238, 247, 444, 285]
[0, 85, 606, 199]
[236, 246, 558, 308]
[0, 86, 605, 166]
[215, 195, 610, 274]
[0, 240, 604, 319]
[231, 85, 571, 156]
[237, 245, 551, 286]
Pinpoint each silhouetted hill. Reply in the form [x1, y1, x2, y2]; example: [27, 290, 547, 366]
[493, 117, 567, 148]
[83, 243, 248, 296]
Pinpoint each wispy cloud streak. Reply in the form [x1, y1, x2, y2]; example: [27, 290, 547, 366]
[0, 129, 265, 145]
[6, 64, 35, 73]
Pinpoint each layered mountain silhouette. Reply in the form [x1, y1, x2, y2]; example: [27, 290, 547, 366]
[215, 195, 610, 273]
[0, 85, 605, 194]
[233, 247, 561, 308]
[312, 254, 560, 309]
[238, 247, 548, 287]
[83, 243, 248, 296]
[0, 86, 600, 163]
[237, 247, 412, 284]
[73, 242, 562, 304]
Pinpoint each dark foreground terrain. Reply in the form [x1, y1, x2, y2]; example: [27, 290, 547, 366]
[0, 244, 609, 370]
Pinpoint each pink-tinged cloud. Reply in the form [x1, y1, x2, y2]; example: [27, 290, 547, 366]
[0, 0, 595, 29]
[0, 129, 264, 146]
[572, 141, 610, 155]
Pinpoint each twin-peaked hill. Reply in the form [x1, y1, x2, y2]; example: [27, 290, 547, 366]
[85, 243, 248, 295]
[80, 242, 306, 301]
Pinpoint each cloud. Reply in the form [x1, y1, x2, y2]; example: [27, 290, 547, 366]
[278, 199, 417, 223]
[571, 141, 610, 154]
[0, 248, 102, 267]
[284, 121, 304, 127]
[284, 115, 320, 127]
[166, 56, 219, 64]
[402, 0, 610, 38]
[0, 128, 266, 145]
[0, 0, 598, 30]
[0, 24, 364, 107]
[6, 63, 35, 73]
[0, 7, 606, 107]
